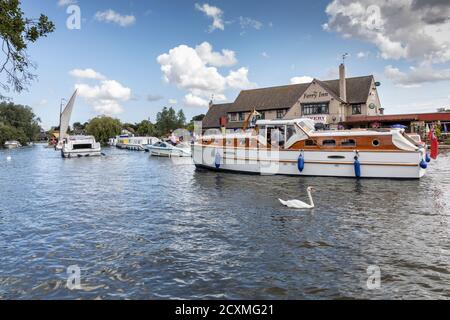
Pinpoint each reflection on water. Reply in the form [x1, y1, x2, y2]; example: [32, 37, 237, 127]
[0, 145, 449, 299]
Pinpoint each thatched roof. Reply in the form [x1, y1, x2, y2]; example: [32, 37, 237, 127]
[202, 75, 375, 128]
[202, 103, 232, 129]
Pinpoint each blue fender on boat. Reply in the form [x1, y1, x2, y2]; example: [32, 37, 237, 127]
[354, 152, 361, 178]
[425, 153, 431, 163]
[215, 151, 221, 169]
[420, 159, 428, 169]
[297, 151, 305, 172]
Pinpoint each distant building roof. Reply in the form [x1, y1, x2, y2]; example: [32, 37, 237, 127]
[202, 75, 375, 129]
[228, 76, 374, 112]
[202, 103, 232, 129]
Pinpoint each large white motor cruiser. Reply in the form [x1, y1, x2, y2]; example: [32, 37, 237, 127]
[61, 135, 102, 158]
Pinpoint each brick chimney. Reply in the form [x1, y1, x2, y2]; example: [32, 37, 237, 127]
[339, 63, 347, 102]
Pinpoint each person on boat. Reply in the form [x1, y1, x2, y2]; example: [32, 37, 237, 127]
[271, 127, 285, 147]
[169, 131, 178, 145]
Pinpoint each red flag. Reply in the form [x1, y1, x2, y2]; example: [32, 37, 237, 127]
[429, 127, 439, 159]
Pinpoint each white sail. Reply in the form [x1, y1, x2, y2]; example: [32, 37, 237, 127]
[59, 90, 77, 142]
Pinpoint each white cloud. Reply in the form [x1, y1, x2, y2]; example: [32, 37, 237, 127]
[290, 76, 314, 84]
[195, 42, 237, 67]
[69, 68, 106, 80]
[323, 0, 450, 63]
[168, 99, 178, 105]
[195, 3, 224, 32]
[157, 42, 256, 107]
[384, 65, 450, 87]
[184, 93, 209, 107]
[239, 16, 263, 30]
[357, 51, 370, 59]
[95, 9, 136, 27]
[70, 69, 131, 115]
[57, 0, 76, 7]
[227, 68, 256, 90]
[261, 52, 270, 58]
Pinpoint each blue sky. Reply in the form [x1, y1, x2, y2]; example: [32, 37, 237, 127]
[4, 0, 450, 129]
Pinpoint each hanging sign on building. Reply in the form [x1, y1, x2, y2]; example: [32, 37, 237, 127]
[303, 115, 328, 123]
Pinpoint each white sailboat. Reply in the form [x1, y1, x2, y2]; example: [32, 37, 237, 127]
[55, 90, 77, 150]
[56, 90, 102, 158]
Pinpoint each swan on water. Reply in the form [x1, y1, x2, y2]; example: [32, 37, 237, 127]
[279, 186, 316, 209]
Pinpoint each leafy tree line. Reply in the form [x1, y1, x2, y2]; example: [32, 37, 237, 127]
[0, 101, 41, 146]
[83, 107, 205, 145]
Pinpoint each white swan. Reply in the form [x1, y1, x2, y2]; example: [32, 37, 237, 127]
[279, 187, 316, 209]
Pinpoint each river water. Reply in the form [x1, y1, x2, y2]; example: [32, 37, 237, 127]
[0, 144, 449, 299]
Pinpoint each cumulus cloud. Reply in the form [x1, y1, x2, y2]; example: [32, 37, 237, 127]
[57, 0, 76, 7]
[384, 65, 450, 87]
[195, 42, 237, 67]
[195, 3, 224, 32]
[323, 0, 450, 86]
[290, 76, 314, 84]
[323, 0, 450, 63]
[95, 9, 136, 27]
[157, 42, 255, 107]
[70, 69, 131, 115]
[184, 93, 209, 107]
[69, 68, 106, 80]
[227, 68, 256, 89]
[168, 99, 178, 105]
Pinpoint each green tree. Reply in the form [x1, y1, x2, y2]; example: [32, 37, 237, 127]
[186, 114, 205, 131]
[0, 0, 55, 94]
[136, 120, 156, 136]
[176, 109, 186, 128]
[122, 122, 137, 133]
[0, 101, 41, 145]
[85, 116, 122, 146]
[155, 107, 179, 136]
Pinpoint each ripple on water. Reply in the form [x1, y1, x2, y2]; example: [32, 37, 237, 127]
[0, 146, 450, 299]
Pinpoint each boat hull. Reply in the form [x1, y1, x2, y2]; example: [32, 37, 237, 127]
[192, 145, 426, 179]
[61, 149, 102, 158]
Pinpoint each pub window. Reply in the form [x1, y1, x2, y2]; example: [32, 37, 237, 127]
[341, 139, 356, 147]
[276, 110, 285, 119]
[352, 104, 362, 115]
[230, 113, 237, 121]
[302, 103, 329, 115]
[239, 112, 246, 121]
[260, 111, 265, 120]
[322, 139, 336, 147]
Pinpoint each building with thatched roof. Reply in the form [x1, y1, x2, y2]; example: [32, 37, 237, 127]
[203, 63, 383, 130]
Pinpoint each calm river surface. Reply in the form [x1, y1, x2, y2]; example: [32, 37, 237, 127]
[1, 144, 450, 299]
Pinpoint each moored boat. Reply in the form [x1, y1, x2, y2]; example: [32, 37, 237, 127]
[145, 141, 192, 157]
[193, 118, 430, 179]
[4, 140, 22, 149]
[116, 136, 159, 151]
[61, 135, 102, 158]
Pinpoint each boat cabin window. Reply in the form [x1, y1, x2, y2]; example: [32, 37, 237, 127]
[73, 144, 92, 150]
[372, 139, 380, 147]
[305, 139, 315, 146]
[286, 125, 295, 142]
[322, 139, 336, 147]
[341, 139, 356, 147]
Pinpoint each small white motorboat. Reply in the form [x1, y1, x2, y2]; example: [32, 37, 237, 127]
[61, 135, 102, 158]
[4, 140, 22, 149]
[145, 141, 191, 157]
